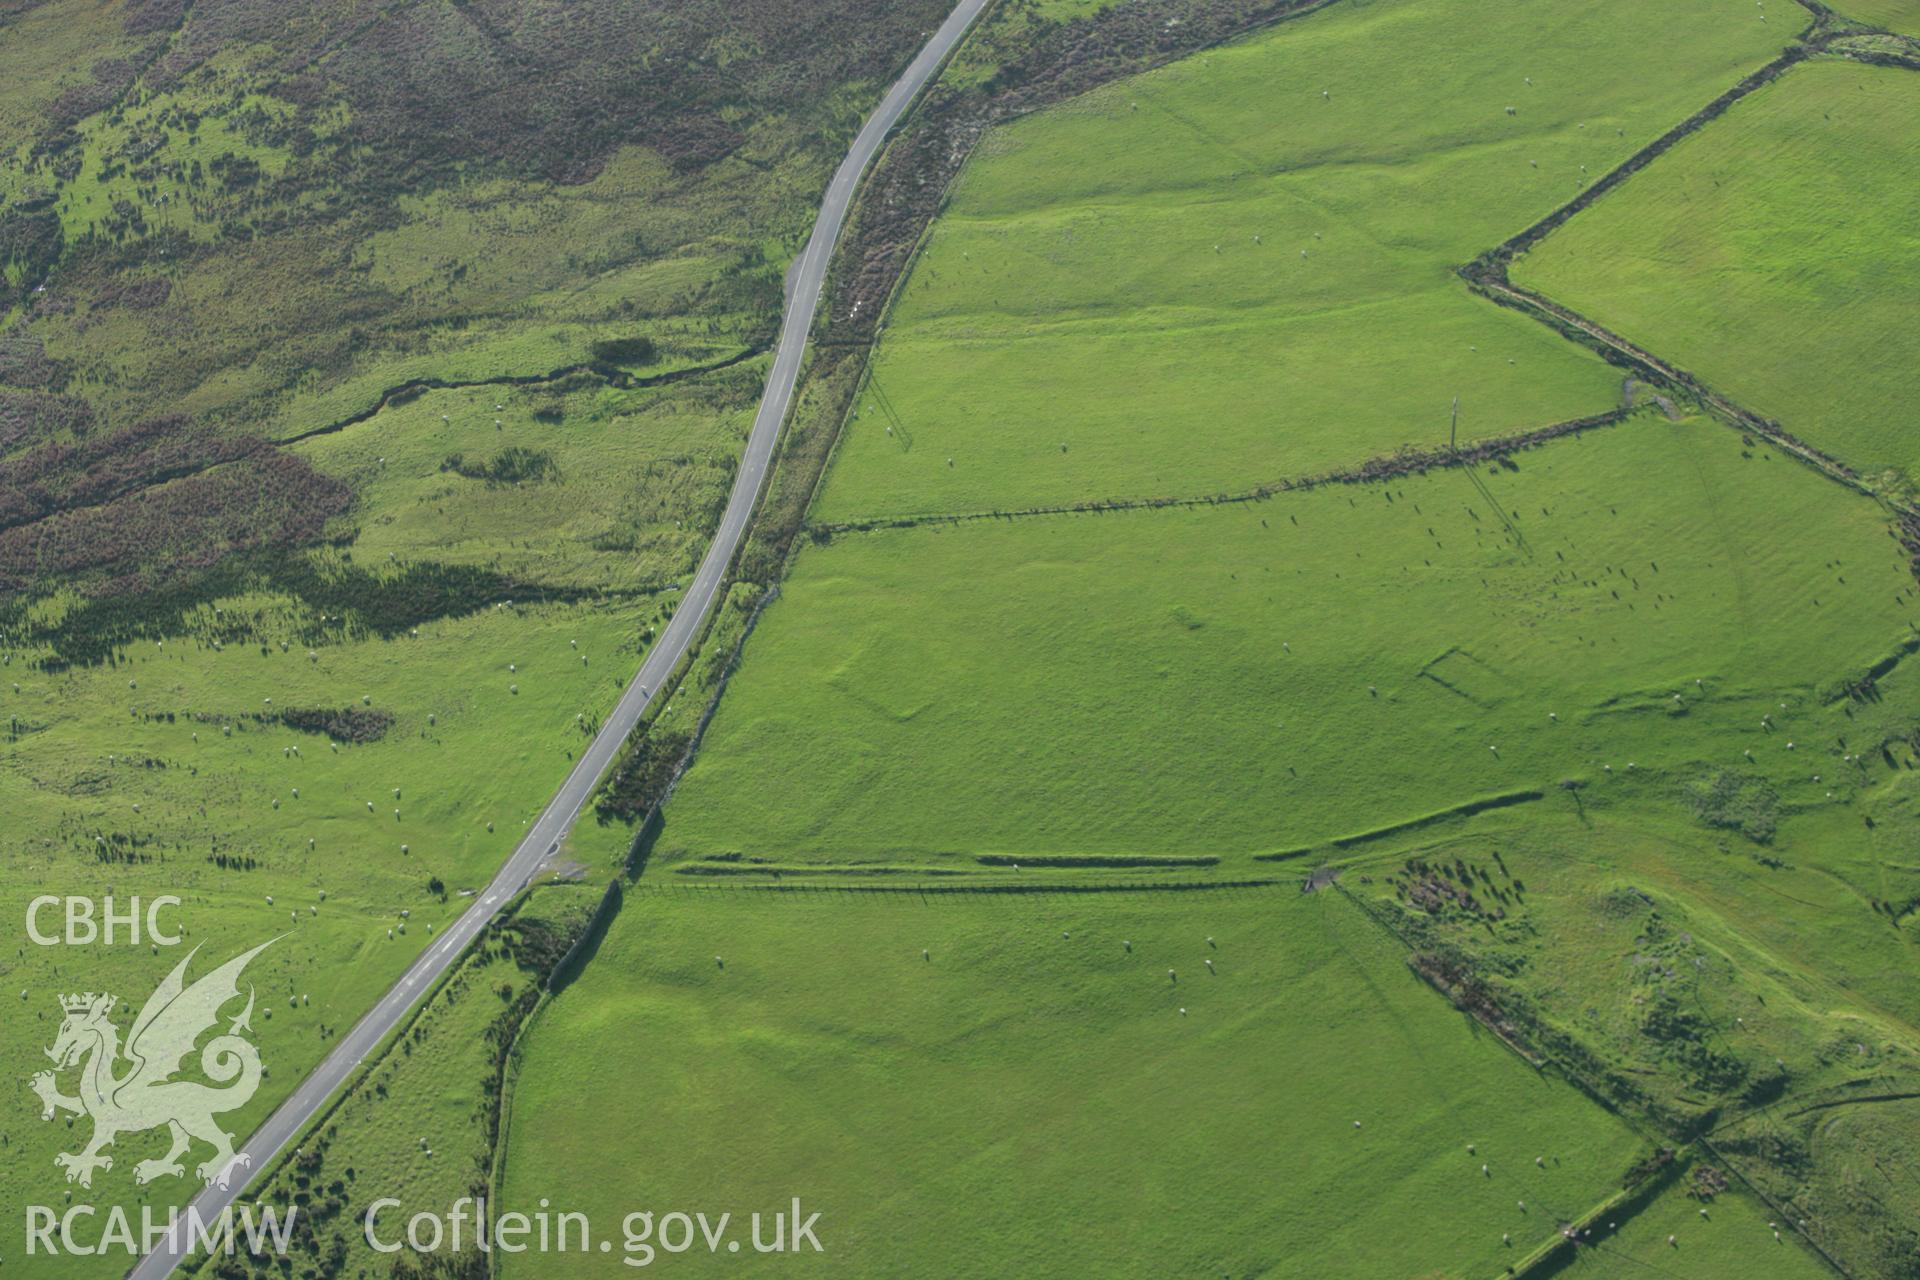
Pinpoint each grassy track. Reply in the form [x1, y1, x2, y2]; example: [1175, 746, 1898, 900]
[1513, 60, 1920, 492]
[499, 888, 1645, 1279]
[816, 0, 1790, 522]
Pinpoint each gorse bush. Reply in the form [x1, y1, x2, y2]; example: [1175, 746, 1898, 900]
[439, 447, 558, 486]
[276, 706, 394, 744]
[1684, 769, 1779, 843]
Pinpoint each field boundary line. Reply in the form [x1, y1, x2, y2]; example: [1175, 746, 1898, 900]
[271, 344, 769, 446]
[598, 0, 1379, 870]
[1250, 792, 1550, 864]
[625, 876, 1288, 898]
[1469, 42, 1816, 268]
[1340, 862, 1856, 1279]
[1696, 1134, 1860, 1279]
[1465, 275, 1888, 505]
[1838, 44, 1920, 70]
[1340, 851, 1863, 1278]
[807, 407, 1636, 535]
[1459, 16, 1920, 522]
[1495, 1155, 1684, 1280]
[615, 582, 782, 877]
[488, 923, 580, 1266]
[1774, 1088, 1920, 1120]
[778, 90, 946, 579]
[1337, 882, 1550, 1076]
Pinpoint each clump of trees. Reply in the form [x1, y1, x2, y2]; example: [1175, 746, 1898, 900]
[595, 730, 692, 824]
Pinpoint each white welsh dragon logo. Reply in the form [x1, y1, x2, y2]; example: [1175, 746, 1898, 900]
[28, 939, 275, 1190]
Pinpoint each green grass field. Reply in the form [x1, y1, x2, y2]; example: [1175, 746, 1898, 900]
[488, 4, 1920, 1272]
[498, 888, 1647, 1280]
[1514, 61, 1920, 491]
[1841, 0, 1920, 37]
[1538, 1172, 1832, 1280]
[816, 0, 1790, 523]
[11, 0, 1918, 1273]
[293, 365, 760, 593]
[666, 418, 1919, 866]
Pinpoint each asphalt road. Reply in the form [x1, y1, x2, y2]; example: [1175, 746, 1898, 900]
[129, 3, 990, 1273]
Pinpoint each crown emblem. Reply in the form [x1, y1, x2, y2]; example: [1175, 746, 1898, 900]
[31, 940, 275, 1192]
